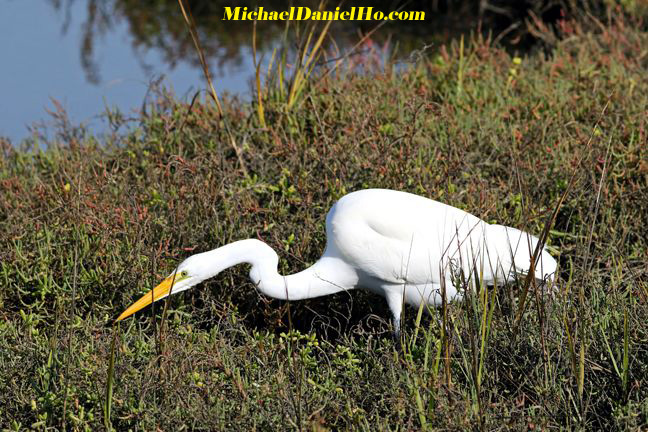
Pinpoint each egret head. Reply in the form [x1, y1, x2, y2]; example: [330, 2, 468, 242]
[116, 253, 212, 321]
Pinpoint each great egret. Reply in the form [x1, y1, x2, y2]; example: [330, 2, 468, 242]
[117, 189, 557, 335]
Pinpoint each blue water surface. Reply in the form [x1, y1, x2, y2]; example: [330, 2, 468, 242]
[1, 0, 252, 145]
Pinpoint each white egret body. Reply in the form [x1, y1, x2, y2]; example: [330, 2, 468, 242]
[118, 189, 557, 335]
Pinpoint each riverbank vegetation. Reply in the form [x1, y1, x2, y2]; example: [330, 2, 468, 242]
[1, 6, 647, 431]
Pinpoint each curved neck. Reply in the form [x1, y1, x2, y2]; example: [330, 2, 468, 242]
[204, 239, 354, 301]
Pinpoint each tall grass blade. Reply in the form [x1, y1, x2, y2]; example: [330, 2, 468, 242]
[622, 306, 629, 399]
[564, 315, 577, 378]
[440, 276, 451, 387]
[252, 19, 266, 128]
[177, 0, 248, 176]
[412, 299, 426, 348]
[288, 19, 333, 109]
[177, 0, 222, 115]
[414, 383, 428, 431]
[578, 343, 585, 401]
[598, 320, 621, 379]
[457, 35, 464, 95]
[103, 324, 119, 431]
[513, 178, 571, 334]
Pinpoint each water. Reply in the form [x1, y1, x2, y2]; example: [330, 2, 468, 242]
[1, 1, 254, 144]
[0, 1, 460, 146]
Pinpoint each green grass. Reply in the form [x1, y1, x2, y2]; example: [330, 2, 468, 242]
[1, 14, 647, 431]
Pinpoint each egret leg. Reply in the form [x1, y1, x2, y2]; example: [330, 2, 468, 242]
[393, 315, 401, 340]
[385, 291, 404, 340]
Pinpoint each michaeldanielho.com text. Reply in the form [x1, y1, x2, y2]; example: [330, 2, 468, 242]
[223, 7, 425, 21]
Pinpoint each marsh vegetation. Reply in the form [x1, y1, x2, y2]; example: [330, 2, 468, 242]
[1, 2, 647, 430]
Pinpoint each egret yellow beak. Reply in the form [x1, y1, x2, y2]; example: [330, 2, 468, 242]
[116, 274, 181, 321]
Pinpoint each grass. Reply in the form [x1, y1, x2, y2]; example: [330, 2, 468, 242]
[1, 11, 648, 431]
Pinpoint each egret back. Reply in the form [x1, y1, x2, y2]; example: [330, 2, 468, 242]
[325, 189, 490, 286]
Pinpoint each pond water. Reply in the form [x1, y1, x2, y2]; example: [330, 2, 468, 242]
[2, 1, 258, 144]
[1, 1, 470, 145]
